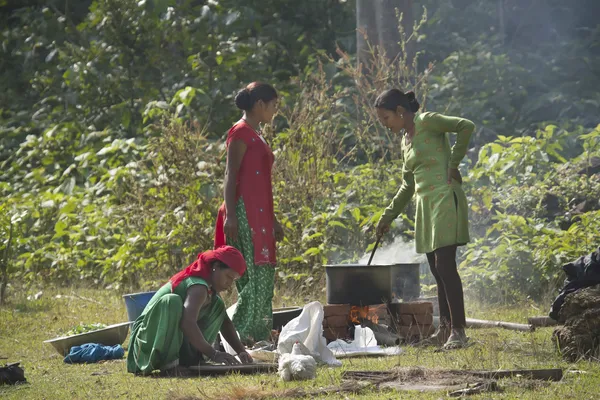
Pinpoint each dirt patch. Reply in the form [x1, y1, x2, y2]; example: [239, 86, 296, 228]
[175, 381, 372, 400]
[344, 367, 495, 392]
[554, 285, 600, 361]
[342, 367, 561, 394]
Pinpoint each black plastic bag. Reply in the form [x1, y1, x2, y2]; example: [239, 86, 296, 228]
[0, 362, 27, 386]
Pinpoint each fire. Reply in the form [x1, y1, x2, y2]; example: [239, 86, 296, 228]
[349, 305, 386, 325]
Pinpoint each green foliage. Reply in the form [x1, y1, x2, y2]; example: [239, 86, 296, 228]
[2, 0, 600, 307]
[66, 322, 106, 336]
[462, 124, 600, 302]
[421, 0, 600, 142]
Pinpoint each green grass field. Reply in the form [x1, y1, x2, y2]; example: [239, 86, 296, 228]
[1, 288, 599, 399]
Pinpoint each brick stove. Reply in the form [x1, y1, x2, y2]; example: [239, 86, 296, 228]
[322, 304, 351, 342]
[322, 301, 435, 344]
[388, 301, 435, 342]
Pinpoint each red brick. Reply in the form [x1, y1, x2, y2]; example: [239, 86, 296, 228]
[394, 313, 433, 326]
[324, 315, 348, 328]
[414, 313, 433, 325]
[389, 302, 433, 315]
[396, 314, 415, 326]
[398, 324, 434, 339]
[324, 304, 351, 317]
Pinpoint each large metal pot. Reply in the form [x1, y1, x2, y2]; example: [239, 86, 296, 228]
[325, 263, 420, 306]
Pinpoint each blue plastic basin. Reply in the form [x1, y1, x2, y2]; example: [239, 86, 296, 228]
[122, 291, 157, 322]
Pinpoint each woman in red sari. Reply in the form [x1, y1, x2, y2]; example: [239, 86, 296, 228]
[214, 82, 283, 344]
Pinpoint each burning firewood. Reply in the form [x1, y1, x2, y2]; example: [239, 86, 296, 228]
[359, 319, 401, 346]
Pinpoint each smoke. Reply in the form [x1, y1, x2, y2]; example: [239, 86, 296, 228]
[358, 236, 426, 265]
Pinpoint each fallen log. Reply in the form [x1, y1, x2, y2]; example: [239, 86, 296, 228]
[434, 316, 534, 332]
[466, 318, 534, 332]
[527, 316, 558, 327]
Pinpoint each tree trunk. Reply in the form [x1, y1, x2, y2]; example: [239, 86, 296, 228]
[0, 222, 12, 305]
[356, 0, 413, 68]
[356, 0, 377, 68]
[497, 0, 505, 45]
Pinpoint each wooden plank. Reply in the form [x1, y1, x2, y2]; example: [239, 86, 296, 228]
[189, 363, 277, 375]
[343, 367, 563, 382]
[471, 368, 563, 381]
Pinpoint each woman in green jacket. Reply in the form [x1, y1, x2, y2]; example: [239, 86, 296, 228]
[374, 89, 475, 349]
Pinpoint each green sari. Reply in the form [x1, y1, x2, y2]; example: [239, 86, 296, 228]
[126, 277, 225, 375]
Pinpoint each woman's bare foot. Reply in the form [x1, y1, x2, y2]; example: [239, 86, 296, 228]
[443, 328, 469, 350]
[416, 326, 450, 347]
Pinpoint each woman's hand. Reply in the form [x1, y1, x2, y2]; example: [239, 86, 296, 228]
[211, 350, 241, 366]
[224, 214, 239, 242]
[376, 219, 390, 239]
[447, 168, 463, 185]
[237, 351, 253, 364]
[274, 219, 284, 242]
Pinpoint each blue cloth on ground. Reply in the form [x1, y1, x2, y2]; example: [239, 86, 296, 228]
[64, 343, 125, 364]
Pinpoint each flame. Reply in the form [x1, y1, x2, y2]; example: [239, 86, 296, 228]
[349, 305, 386, 325]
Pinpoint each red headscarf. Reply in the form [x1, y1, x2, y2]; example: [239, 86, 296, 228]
[170, 246, 247, 290]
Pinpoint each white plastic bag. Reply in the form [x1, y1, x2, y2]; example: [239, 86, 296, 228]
[277, 301, 341, 367]
[327, 325, 402, 358]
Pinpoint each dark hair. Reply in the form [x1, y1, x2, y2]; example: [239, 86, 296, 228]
[234, 82, 278, 112]
[213, 260, 229, 270]
[374, 89, 420, 113]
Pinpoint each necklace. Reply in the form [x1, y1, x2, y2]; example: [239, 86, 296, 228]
[241, 118, 268, 145]
[241, 118, 262, 135]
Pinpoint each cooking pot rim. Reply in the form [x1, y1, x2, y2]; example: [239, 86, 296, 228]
[325, 263, 420, 268]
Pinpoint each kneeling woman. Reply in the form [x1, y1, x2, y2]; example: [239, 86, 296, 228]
[127, 246, 253, 375]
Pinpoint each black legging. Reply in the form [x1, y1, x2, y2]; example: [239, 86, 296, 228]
[426, 245, 466, 330]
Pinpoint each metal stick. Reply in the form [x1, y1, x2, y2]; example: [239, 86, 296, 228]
[367, 236, 381, 266]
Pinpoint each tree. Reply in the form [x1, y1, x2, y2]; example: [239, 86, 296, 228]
[356, 0, 413, 67]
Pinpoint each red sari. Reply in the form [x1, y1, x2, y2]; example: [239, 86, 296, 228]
[214, 120, 276, 266]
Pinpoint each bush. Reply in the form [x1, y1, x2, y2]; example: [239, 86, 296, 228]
[461, 124, 600, 302]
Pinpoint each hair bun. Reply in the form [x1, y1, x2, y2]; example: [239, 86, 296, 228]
[234, 89, 252, 111]
[405, 91, 420, 112]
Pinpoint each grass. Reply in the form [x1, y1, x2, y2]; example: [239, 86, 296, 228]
[1, 288, 599, 399]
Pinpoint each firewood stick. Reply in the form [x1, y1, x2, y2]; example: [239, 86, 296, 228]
[433, 317, 534, 332]
[466, 318, 534, 332]
[360, 320, 401, 346]
[527, 316, 558, 327]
